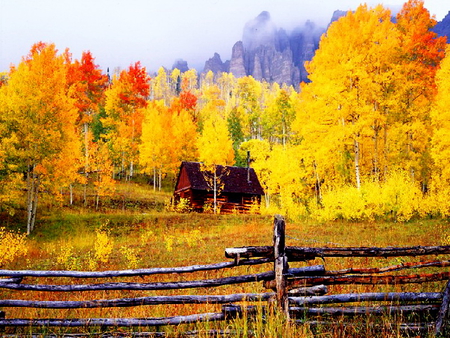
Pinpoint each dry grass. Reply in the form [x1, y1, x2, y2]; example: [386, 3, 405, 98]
[2, 181, 450, 337]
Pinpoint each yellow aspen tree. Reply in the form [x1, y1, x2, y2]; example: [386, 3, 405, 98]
[217, 72, 237, 110]
[238, 139, 271, 206]
[90, 140, 115, 209]
[236, 76, 263, 139]
[0, 42, 79, 234]
[197, 116, 234, 213]
[140, 101, 167, 190]
[181, 69, 198, 92]
[430, 45, 450, 216]
[152, 67, 171, 106]
[296, 5, 399, 190]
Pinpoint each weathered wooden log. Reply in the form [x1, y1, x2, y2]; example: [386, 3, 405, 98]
[225, 245, 450, 261]
[222, 304, 259, 319]
[273, 215, 289, 317]
[225, 246, 273, 259]
[0, 330, 239, 337]
[0, 277, 23, 284]
[287, 245, 450, 260]
[435, 279, 450, 336]
[0, 267, 320, 292]
[296, 320, 434, 332]
[290, 292, 442, 306]
[290, 304, 440, 317]
[0, 258, 271, 278]
[288, 285, 328, 296]
[282, 271, 450, 289]
[0, 313, 226, 327]
[327, 260, 450, 276]
[0, 293, 275, 308]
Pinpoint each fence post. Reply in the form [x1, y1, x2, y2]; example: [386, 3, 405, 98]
[273, 215, 289, 318]
[0, 310, 4, 334]
[435, 279, 450, 336]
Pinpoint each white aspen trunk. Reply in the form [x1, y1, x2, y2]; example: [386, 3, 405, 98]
[83, 122, 89, 206]
[354, 138, 361, 190]
[27, 168, 39, 235]
[121, 152, 126, 181]
[213, 169, 217, 214]
[158, 168, 162, 192]
[30, 179, 39, 233]
[130, 117, 135, 179]
[265, 192, 270, 208]
[69, 184, 73, 206]
[153, 167, 156, 191]
[313, 161, 322, 204]
[26, 165, 33, 235]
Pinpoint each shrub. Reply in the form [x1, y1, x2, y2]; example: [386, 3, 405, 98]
[0, 227, 28, 267]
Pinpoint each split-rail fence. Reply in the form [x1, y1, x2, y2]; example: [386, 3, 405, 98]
[1, 215, 450, 336]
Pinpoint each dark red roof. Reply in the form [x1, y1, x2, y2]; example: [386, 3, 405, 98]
[175, 161, 264, 195]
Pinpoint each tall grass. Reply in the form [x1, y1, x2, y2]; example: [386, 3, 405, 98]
[2, 181, 450, 337]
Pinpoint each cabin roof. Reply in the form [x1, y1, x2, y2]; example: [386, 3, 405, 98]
[175, 161, 264, 196]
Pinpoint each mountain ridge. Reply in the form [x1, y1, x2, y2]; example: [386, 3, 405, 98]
[198, 9, 450, 86]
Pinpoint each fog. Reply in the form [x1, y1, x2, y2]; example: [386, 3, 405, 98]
[1, 0, 448, 73]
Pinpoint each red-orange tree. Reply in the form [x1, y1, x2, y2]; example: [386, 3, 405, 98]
[392, 0, 446, 187]
[66, 50, 109, 203]
[103, 62, 150, 179]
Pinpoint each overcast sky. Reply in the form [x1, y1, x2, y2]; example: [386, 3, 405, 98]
[1, 0, 449, 73]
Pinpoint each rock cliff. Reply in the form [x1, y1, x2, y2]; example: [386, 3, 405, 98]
[202, 9, 450, 87]
[433, 11, 450, 37]
[203, 11, 324, 86]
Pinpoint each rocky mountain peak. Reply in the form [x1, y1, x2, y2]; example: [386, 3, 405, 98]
[433, 11, 450, 37]
[243, 11, 278, 51]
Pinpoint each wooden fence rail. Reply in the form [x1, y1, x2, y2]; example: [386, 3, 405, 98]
[1, 215, 450, 337]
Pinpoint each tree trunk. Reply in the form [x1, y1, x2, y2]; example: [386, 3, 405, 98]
[83, 122, 89, 206]
[26, 164, 39, 235]
[213, 169, 217, 214]
[354, 137, 361, 189]
[153, 167, 156, 191]
[69, 184, 73, 206]
[313, 161, 322, 204]
[158, 167, 162, 191]
[129, 160, 134, 179]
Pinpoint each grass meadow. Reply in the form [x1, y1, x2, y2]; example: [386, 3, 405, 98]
[1, 181, 450, 337]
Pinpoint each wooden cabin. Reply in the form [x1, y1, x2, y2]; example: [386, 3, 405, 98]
[173, 161, 264, 213]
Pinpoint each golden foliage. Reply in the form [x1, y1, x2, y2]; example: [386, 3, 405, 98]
[0, 227, 28, 267]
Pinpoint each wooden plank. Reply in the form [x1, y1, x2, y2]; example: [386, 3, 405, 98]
[296, 320, 434, 333]
[0, 313, 226, 327]
[286, 271, 450, 289]
[290, 292, 442, 306]
[288, 285, 328, 296]
[225, 246, 273, 259]
[326, 260, 450, 275]
[287, 245, 450, 260]
[290, 304, 440, 316]
[225, 245, 450, 260]
[0, 293, 275, 309]
[435, 279, 450, 336]
[0, 268, 319, 292]
[0, 258, 271, 278]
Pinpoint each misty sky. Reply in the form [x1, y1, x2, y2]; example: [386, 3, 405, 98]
[1, 0, 449, 73]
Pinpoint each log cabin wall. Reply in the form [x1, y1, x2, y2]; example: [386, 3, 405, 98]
[173, 162, 264, 214]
